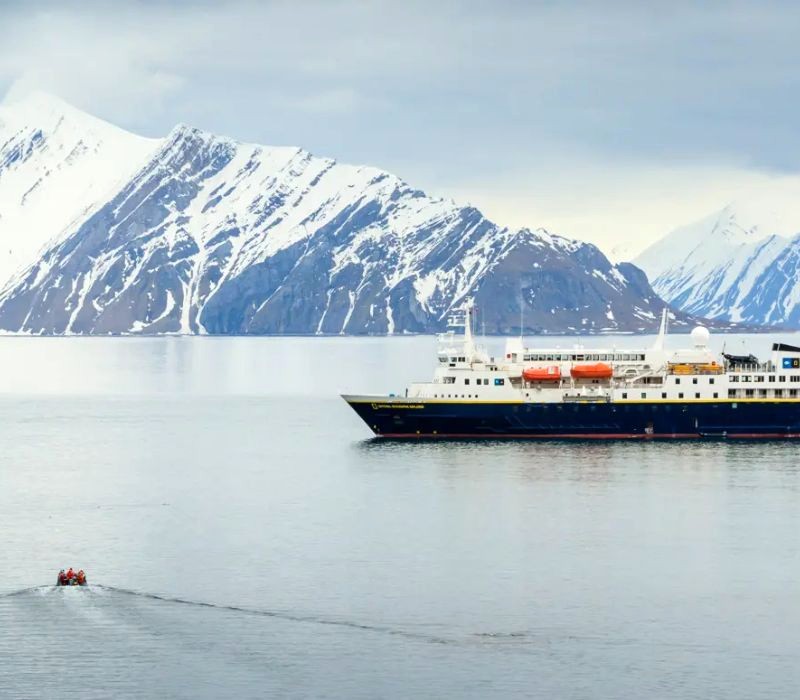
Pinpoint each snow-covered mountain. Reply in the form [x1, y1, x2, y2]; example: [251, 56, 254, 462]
[0, 92, 688, 335]
[636, 203, 800, 327]
[0, 92, 159, 286]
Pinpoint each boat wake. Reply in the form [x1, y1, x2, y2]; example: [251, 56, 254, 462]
[0, 585, 52, 598]
[95, 585, 455, 645]
[2, 583, 544, 649]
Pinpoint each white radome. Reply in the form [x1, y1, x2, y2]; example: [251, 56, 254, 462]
[691, 325, 710, 347]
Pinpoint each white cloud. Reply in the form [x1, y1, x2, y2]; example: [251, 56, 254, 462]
[1, 1, 799, 256]
[275, 88, 363, 115]
[446, 161, 800, 258]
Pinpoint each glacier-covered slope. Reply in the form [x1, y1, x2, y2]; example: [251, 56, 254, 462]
[0, 94, 680, 335]
[636, 203, 800, 326]
[0, 92, 160, 288]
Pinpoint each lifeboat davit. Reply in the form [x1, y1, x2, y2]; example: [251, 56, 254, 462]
[522, 365, 561, 382]
[570, 362, 613, 379]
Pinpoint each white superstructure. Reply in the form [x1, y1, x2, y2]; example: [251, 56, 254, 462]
[404, 302, 800, 404]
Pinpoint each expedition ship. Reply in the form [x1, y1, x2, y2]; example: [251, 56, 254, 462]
[342, 302, 800, 439]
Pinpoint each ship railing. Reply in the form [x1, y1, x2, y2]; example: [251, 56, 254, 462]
[615, 379, 666, 388]
[521, 375, 667, 389]
[562, 393, 611, 403]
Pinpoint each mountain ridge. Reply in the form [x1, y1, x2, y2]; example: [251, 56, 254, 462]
[636, 202, 800, 327]
[0, 91, 726, 335]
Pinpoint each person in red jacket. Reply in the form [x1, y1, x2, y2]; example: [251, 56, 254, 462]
[66, 567, 74, 582]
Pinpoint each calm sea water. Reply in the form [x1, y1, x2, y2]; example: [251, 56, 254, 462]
[0, 334, 799, 699]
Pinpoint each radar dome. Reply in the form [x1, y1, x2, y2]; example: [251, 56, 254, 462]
[691, 325, 710, 347]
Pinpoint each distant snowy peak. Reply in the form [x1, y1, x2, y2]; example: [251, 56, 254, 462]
[636, 201, 799, 284]
[0, 91, 160, 288]
[2, 90, 121, 137]
[719, 197, 799, 239]
[636, 201, 800, 327]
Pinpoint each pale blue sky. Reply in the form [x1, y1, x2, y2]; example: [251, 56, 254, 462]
[2, 0, 799, 254]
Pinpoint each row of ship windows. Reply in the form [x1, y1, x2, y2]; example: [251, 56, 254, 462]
[622, 392, 719, 399]
[442, 377, 505, 386]
[424, 390, 800, 402]
[439, 353, 651, 362]
[433, 395, 483, 399]
[433, 378, 506, 396]
[621, 389, 799, 399]
[729, 375, 800, 383]
[522, 353, 646, 362]
[404, 403, 786, 415]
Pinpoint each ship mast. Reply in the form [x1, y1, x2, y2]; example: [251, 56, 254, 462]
[463, 297, 476, 360]
[652, 307, 669, 350]
[440, 297, 480, 364]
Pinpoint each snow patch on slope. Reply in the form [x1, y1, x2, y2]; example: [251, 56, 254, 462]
[0, 91, 160, 290]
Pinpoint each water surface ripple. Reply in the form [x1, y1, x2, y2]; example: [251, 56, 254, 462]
[0, 335, 798, 699]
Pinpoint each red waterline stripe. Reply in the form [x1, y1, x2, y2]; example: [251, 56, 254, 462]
[374, 432, 800, 439]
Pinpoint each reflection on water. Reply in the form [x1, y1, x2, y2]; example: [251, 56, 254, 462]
[0, 336, 799, 699]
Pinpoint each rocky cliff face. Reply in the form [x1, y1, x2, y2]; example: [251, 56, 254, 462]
[0, 93, 688, 335]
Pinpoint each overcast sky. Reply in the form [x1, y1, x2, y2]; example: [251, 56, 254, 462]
[2, 0, 799, 256]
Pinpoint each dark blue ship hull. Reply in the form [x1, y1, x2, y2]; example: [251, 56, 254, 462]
[343, 397, 800, 439]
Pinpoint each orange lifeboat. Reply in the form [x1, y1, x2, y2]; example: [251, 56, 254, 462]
[523, 365, 561, 382]
[570, 362, 613, 379]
